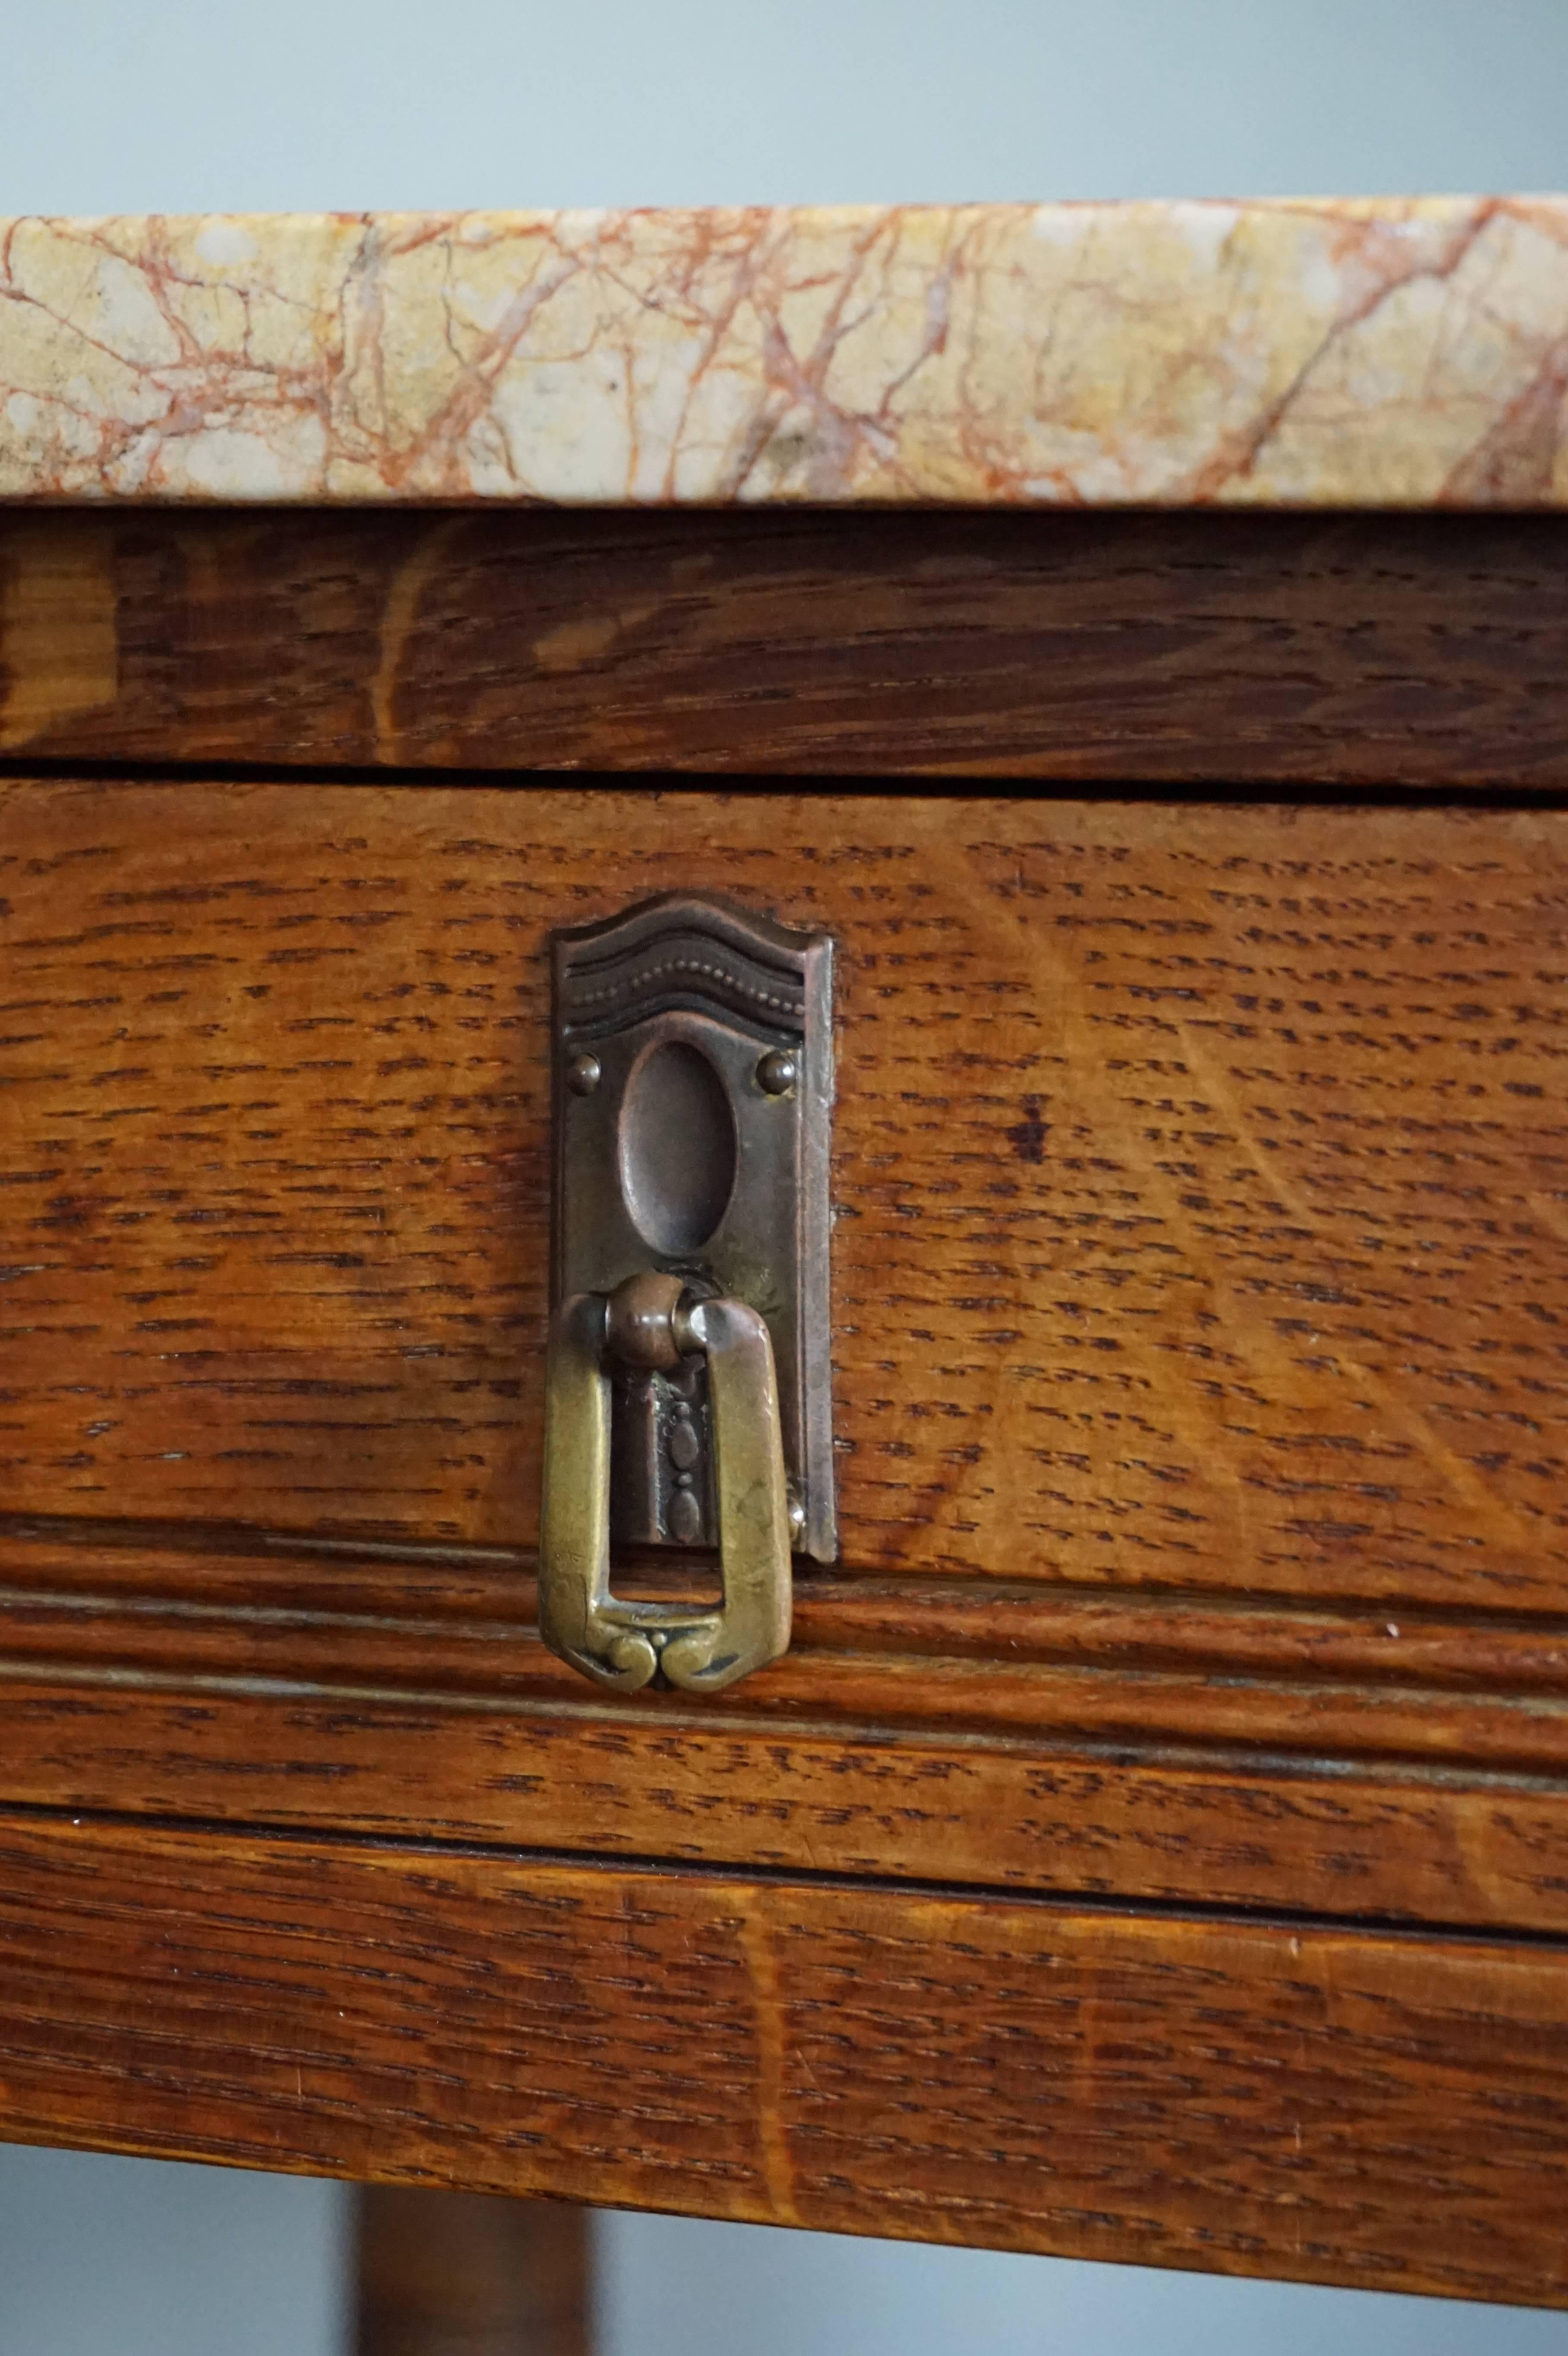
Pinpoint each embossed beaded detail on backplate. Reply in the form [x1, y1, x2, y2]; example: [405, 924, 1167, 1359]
[557, 915, 806, 1047]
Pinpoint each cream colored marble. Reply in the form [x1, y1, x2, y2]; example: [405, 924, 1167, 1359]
[2, 201, 1566, 505]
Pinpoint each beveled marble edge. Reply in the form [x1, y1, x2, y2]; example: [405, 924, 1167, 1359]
[2, 200, 1567, 507]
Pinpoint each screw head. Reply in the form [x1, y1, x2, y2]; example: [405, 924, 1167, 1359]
[566, 1050, 601, 1096]
[756, 1048, 799, 1096]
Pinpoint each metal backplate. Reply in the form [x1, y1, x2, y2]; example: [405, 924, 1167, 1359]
[551, 893, 835, 1563]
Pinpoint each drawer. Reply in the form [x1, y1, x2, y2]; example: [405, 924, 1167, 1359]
[5, 778, 1568, 1609]
[4, 771, 1568, 1911]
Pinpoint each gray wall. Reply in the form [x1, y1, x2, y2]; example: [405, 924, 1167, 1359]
[3, 0, 1568, 211]
[0, 2144, 345, 2356]
[3, 2, 1567, 2350]
[600, 2214, 1568, 2356]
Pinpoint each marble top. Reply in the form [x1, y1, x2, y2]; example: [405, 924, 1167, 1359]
[1, 201, 1565, 507]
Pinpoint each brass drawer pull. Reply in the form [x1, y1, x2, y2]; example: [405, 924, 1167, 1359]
[537, 892, 834, 1695]
[540, 1273, 791, 1694]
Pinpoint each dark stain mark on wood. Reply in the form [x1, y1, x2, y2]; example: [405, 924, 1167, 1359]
[1006, 1098, 1048, 1163]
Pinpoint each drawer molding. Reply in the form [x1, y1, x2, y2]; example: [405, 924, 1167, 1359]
[4, 1521, 1568, 1935]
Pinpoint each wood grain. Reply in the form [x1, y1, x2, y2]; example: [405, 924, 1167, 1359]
[3, 507, 1568, 784]
[4, 1656, 1568, 1934]
[1, 1525, 1568, 1932]
[1, 1807, 1565, 2307]
[5, 1527, 1568, 1770]
[7, 781, 1568, 1622]
[356, 2186, 589, 2356]
[8, 500, 1568, 2305]
[6, 773, 1568, 2109]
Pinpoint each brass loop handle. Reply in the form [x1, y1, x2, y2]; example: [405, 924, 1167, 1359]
[538, 1273, 793, 1694]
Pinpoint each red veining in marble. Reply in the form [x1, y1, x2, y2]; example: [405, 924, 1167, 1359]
[2, 200, 1565, 506]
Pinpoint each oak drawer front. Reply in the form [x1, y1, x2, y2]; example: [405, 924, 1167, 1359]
[4, 775, 1568, 1942]
[6, 779, 1568, 1605]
